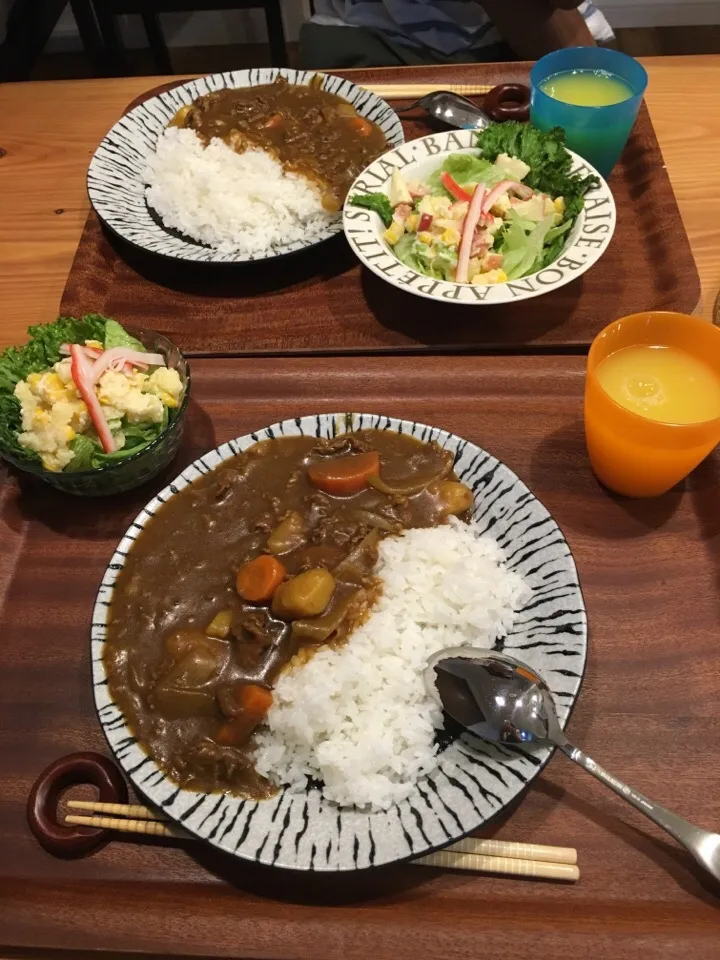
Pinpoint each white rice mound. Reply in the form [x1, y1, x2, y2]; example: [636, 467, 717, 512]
[144, 127, 331, 255]
[254, 519, 528, 810]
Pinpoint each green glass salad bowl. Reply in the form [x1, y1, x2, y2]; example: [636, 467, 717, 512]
[0, 326, 190, 497]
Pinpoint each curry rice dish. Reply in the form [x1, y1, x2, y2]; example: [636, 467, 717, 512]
[144, 77, 388, 254]
[105, 430, 526, 807]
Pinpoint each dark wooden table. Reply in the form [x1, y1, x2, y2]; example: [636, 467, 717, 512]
[1, 355, 719, 958]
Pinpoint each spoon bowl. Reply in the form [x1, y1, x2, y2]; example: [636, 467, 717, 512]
[399, 90, 491, 130]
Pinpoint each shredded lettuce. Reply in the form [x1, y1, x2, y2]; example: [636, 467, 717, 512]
[394, 234, 457, 281]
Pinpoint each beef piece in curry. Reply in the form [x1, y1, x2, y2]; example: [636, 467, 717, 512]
[105, 431, 473, 797]
[169, 76, 388, 211]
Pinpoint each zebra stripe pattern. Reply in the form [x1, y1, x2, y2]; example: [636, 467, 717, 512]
[87, 69, 405, 264]
[92, 413, 587, 871]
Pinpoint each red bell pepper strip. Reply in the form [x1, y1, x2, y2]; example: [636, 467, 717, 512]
[418, 213, 433, 232]
[69, 344, 115, 454]
[440, 171, 473, 203]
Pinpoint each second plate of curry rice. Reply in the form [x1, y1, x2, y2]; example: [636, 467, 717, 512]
[87, 69, 403, 263]
[94, 413, 587, 870]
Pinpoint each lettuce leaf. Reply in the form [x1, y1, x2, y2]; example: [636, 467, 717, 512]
[427, 153, 499, 194]
[501, 214, 557, 280]
[538, 219, 575, 270]
[66, 434, 97, 472]
[349, 193, 394, 228]
[104, 318, 146, 353]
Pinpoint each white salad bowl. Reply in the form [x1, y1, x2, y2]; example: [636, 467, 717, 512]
[342, 128, 616, 306]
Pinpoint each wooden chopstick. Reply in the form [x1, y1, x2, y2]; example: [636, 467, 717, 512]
[67, 813, 190, 840]
[65, 802, 578, 880]
[414, 850, 579, 882]
[362, 83, 491, 100]
[67, 800, 167, 820]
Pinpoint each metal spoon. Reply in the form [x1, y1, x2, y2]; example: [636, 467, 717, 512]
[399, 90, 491, 131]
[425, 647, 720, 883]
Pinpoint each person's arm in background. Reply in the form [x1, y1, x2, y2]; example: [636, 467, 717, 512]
[478, 0, 595, 59]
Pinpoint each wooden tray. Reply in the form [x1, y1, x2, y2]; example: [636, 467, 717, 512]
[1, 355, 719, 958]
[58, 63, 700, 357]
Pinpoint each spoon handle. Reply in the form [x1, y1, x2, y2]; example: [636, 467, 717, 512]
[559, 742, 719, 878]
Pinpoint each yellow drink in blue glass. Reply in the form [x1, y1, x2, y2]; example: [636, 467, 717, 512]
[541, 70, 634, 108]
[530, 47, 648, 176]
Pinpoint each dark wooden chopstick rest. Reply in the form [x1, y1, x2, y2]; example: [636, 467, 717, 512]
[484, 83, 531, 123]
[27, 751, 128, 858]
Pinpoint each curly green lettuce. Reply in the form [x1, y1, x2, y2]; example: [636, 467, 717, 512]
[476, 122, 600, 221]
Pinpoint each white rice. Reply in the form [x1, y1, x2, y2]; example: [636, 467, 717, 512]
[144, 127, 331, 254]
[254, 519, 528, 810]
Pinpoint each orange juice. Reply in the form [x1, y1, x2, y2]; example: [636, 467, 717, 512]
[595, 345, 720, 424]
[585, 312, 720, 498]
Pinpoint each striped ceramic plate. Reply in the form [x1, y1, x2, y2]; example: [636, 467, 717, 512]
[92, 413, 587, 871]
[87, 69, 404, 264]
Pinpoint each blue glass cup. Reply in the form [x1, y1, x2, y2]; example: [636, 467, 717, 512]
[530, 47, 648, 177]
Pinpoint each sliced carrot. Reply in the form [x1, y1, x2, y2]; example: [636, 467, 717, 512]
[238, 683, 274, 718]
[348, 116, 373, 137]
[308, 451, 380, 496]
[263, 112, 284, 129]
[215, 713, 259, 746]
[236, 554, 286, 603]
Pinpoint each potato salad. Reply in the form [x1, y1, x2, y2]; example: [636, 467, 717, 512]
[0, 315, 185, 473]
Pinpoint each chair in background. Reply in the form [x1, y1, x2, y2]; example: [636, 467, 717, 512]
[90, 0, 288, 75]
[0, 0, 106, 81]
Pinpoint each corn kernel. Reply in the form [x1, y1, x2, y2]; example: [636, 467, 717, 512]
[405, 214, 419, 233]
[383, 221, 404, 246]
[441, 228, 460, 247]
[32, 409, 50, 427]
[554, 197, 565, 215]
[417, 231, 433, 245]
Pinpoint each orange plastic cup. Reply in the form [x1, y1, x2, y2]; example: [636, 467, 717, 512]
[585, 311, 720, 497]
